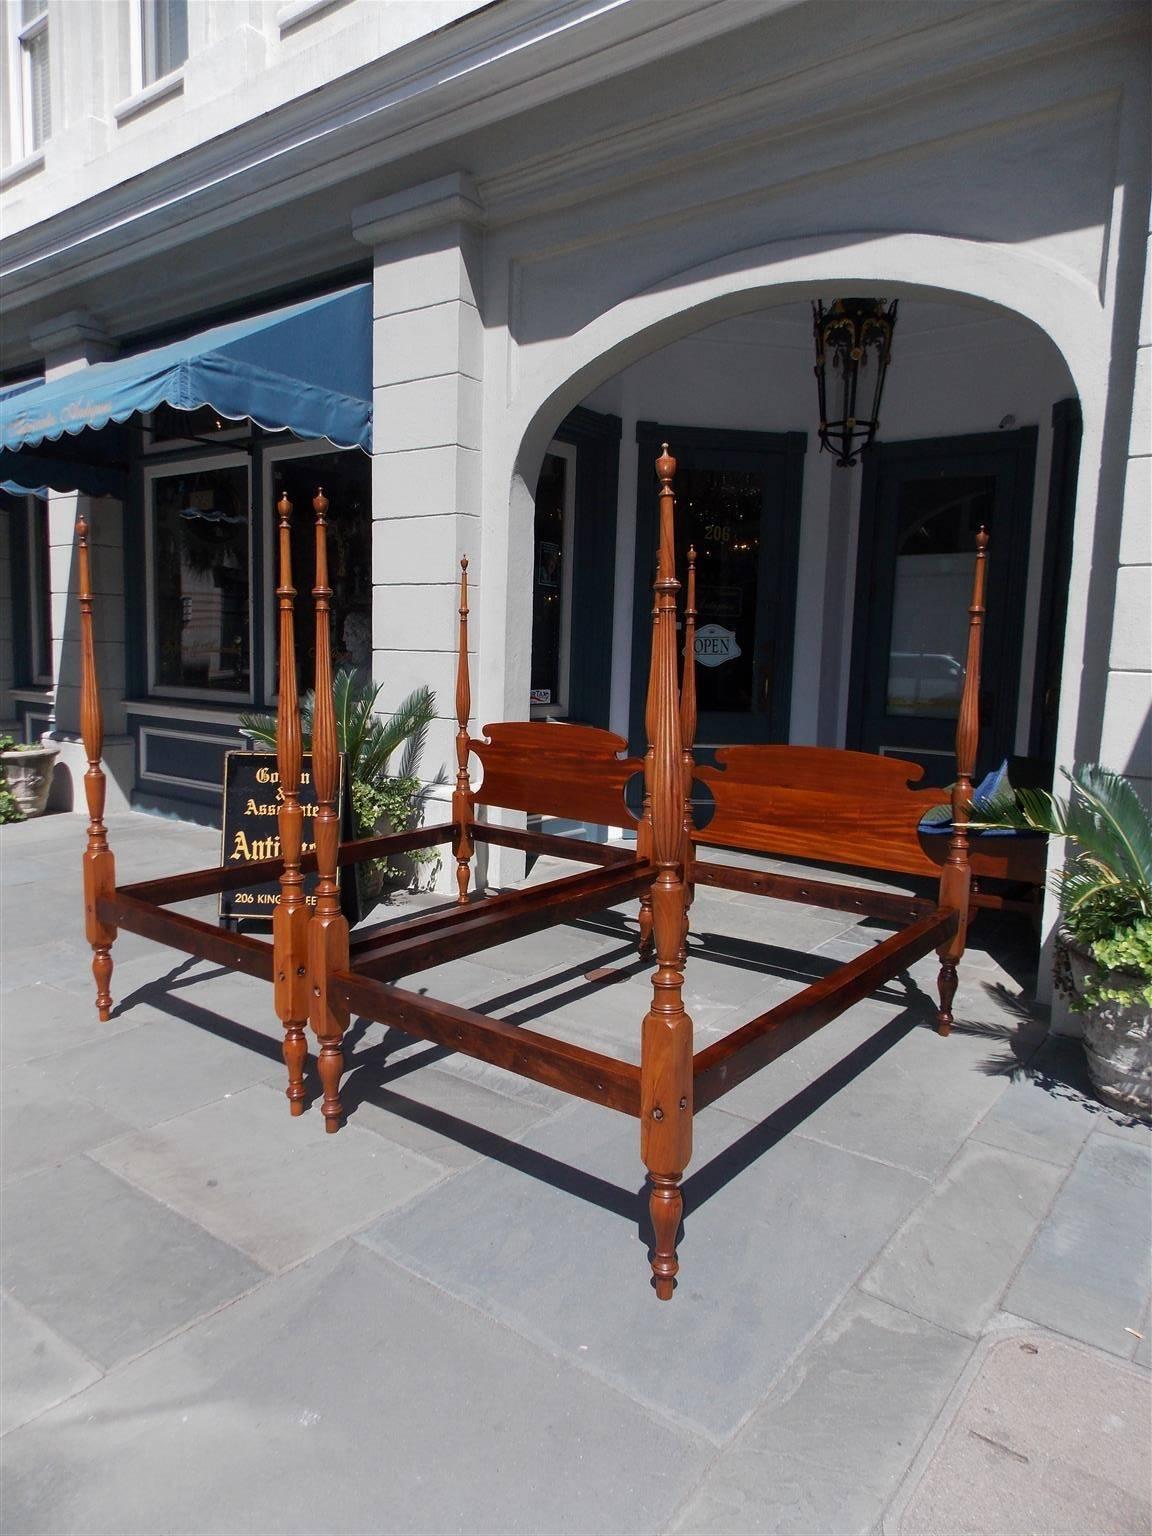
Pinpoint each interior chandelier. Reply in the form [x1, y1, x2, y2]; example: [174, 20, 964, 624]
[812, 297, 898, 467]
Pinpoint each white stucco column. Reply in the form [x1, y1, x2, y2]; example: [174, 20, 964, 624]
[1101, 235, 1152, 802]
[353, 174, 485, 889]
[0, 509, 15, 733]
[31, 313, 133, 813]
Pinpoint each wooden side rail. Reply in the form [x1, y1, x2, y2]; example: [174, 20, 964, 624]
[331, 972, 641, 1115]
[103, 893, 274, 982]
[349, 854, 647, 960]
[693, 908, 958, 1110]
[120, 824, 455, 906]
[471, 822, 635, 866]
[693, 860, 931, 924]
[354, 863, 655, 983]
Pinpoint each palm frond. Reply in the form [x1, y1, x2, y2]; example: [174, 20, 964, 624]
[1067, 765, 1152, 897]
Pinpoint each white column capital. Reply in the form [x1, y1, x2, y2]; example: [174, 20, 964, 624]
[30, 311, 116, 376]
[352, 172, 485, 249]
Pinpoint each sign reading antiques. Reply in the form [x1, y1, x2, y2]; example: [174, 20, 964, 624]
[218, 751, 344, 923]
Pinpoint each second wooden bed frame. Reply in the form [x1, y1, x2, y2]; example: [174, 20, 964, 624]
[74, 445, 1014, 1300]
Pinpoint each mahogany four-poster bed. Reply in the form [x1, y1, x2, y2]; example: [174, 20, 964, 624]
[74, 444, 993, 1300]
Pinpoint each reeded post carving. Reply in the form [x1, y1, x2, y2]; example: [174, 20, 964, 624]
[273, 493, 309, 1115]
[77, 504, 117, 1021]
[936, 527, 989, 1036]
[640, 445, 694, 1300]
[636, 543, 661, 959]
[678, 545, 698, 964]
[452, 557, 474, 905]
[306, 488, 351, 1130]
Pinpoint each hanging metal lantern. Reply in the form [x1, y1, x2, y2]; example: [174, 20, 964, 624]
[812, 297, 898, 467]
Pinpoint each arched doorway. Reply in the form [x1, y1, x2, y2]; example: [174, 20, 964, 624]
[514, 290, 1077, 790]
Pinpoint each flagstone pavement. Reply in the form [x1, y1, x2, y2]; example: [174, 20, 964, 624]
[1, 811, 1149, 1535]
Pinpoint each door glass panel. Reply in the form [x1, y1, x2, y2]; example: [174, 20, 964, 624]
[531, 451, 567, 708]
[677, 466, 764, 716]
[886, 475, 994, 719]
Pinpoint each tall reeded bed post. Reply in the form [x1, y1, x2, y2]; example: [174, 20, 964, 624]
[640, 445, 694, 1299]
[77, 503, 117, 1021]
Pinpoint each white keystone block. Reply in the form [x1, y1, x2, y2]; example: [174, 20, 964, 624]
[373, 373, 483, 454]
[371, 513, 479, 587]
[374, 301, 483, 387]
[373, 582, 474, 653]
[1119, 455, 1152, 567]
[372, 444, 480, 519]
[1100, 670, 1152, 777]
[1110, 566, 1152, 671]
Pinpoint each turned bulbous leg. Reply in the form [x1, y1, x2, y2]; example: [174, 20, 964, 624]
[318, 1039, 344, 1132]
[648, 1173, 683, 1300]
[92, 945, 114, 1022]
[936, 960, 958, 1037]
[283, 1023, 307, 1115]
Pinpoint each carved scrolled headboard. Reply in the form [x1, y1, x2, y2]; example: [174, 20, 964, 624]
[694, 745, 943, 879]
[470, 722, 642, 827]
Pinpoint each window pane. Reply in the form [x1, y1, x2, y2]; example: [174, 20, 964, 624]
[270, 450, 372, 695]
[676, 466, 764, 715]
[143, 0, 188, 84]
[530, 452, 566, 706]
[152, 466, 251, 692]
[21, 0, 47, 24]
[31, 501, 52, 681]
[146, 402, 244, 445]
[885, 475, 995, 719]
[25, 27, 50, 148]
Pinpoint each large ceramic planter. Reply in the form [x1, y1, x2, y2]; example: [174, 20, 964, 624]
[1059, 931, 1152, 1119]
[0, 744, 60, 818]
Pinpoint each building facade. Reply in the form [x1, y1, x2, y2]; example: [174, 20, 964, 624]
[1, 1, 1150, 950]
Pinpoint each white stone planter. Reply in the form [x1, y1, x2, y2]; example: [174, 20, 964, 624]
[0, 744, 60, 819]
[1060, 931, 1152, 1119]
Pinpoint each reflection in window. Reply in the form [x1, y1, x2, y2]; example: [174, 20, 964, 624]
[531, 451, 568, 709]
[151, 466, 250, 693]
[271, 449, 372, 694]
[144, 403, 244, 447]
[17, 0, 51, 152]
[29, 497, 51, 683]
[676, 466, 764, 715]
[141, 0, 188, 85]
[886, 476, 994, 719]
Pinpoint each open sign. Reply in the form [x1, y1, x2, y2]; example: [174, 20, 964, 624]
[694, 623, 741, 669]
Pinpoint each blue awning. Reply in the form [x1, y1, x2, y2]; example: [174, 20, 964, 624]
[0, 284, 372, 494]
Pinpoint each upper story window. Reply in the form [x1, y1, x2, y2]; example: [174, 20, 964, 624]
[12, 0, 51, 156]
[133, 0, 187, 90]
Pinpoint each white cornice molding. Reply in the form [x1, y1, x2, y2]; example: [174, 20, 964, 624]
[0, 0, 735, 284]
[352, 172, 485, 247]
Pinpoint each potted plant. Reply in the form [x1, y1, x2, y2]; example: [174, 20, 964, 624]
[240, 669, 443, 913]
[971, 763, 1151, 1117]
[0, 734, 60, 820]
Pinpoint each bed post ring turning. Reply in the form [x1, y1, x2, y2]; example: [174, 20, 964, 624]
[76, 503, 118, 1022]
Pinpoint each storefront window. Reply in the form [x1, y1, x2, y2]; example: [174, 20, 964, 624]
[150, 463, 251, 694]
[269, 448, 372, 694]
[29, 497, 51, 683]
